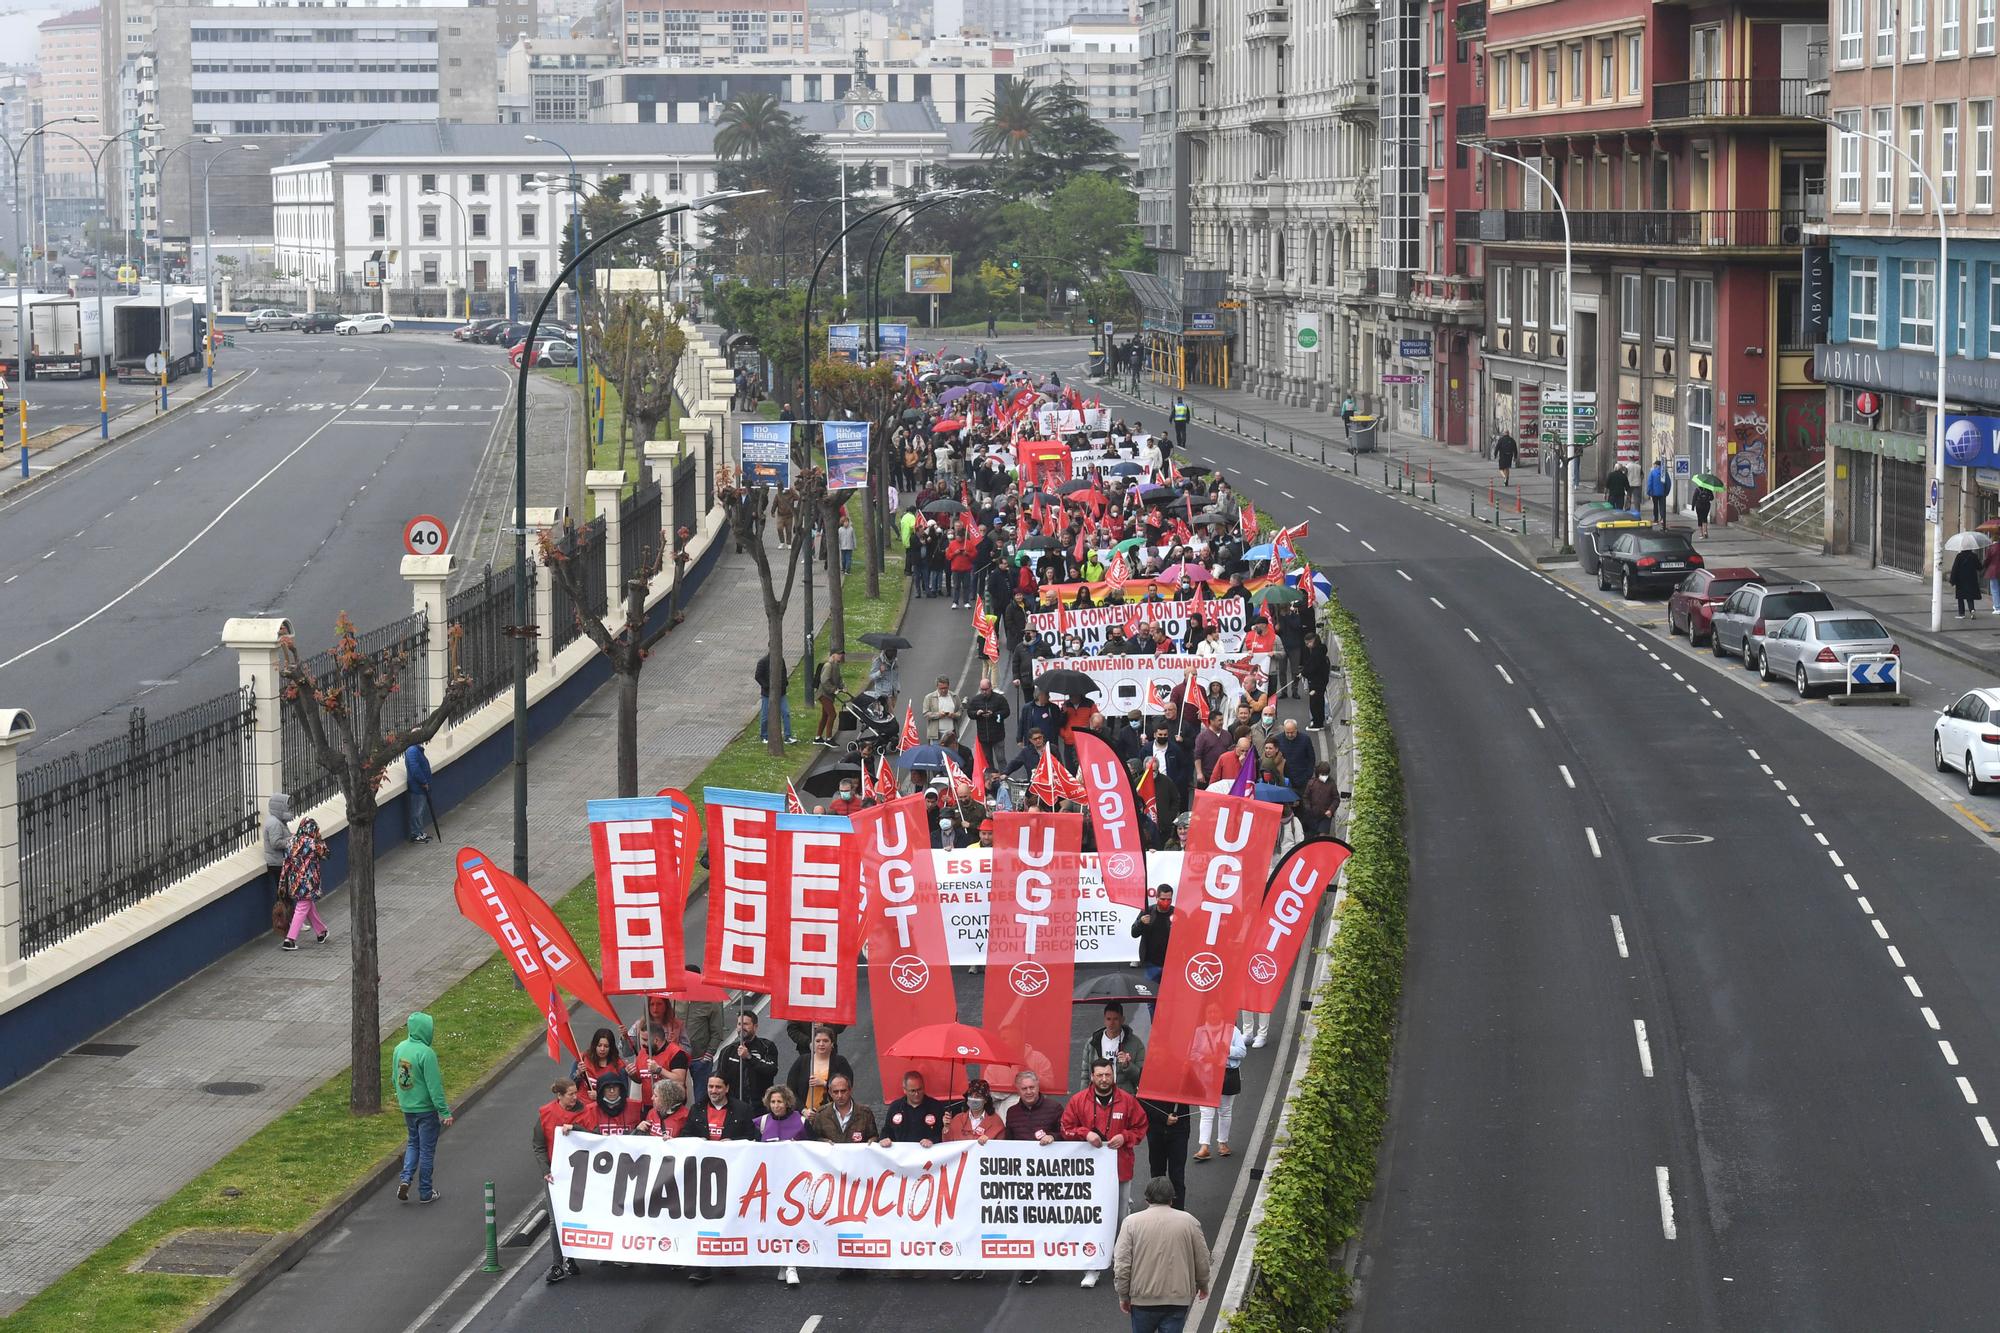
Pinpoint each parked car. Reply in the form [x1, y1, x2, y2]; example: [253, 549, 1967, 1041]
[296, 311, 341, 333]
[336, 312, 395, 335]
[1667, 566, 1763, 645]
[1757, 611, 1899, 698]
[1710, 582, 1835, 671]
[245, 308, 296, 332]
[509, 337, 576, 368]
[1594, 530, 1703, 598]
[1935, 688, 2000, 794]
[481, 321, 531, 346]
[80, 265, 96, 279]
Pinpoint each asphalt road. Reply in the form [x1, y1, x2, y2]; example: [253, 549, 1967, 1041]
[0, 331, 516, 757]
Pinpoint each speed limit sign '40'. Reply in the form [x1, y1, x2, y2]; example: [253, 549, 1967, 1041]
[404, 514, 449, 555]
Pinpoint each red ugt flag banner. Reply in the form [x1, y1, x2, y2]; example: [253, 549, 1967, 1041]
[1240, 837, 1353, 1014]
[454, 846, 622, 1027]
[1073, 731, 1147, 910]
[853, 796, 959, 1093]
[1138, 791, 1283, 1106]
[703, 787, 786, 993]
[983, 810, 1085, 1094]
[768, 812, 863, 1026]
[587, 796, 687, 995]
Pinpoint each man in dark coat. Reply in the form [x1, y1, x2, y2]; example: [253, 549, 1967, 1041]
[712, 1011, 780, 1105]
[1300, 629, 1333, 731]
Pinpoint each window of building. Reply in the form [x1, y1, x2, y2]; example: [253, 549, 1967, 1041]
[519, 173, 535, 188]
[1544, 47, 1559, 105]
[1849, 256, 1880, 342]
[371, 213, 387, 239]
[1905, 104, 1927, 208]
[1654, 275, 1677, 341]
[1943, 0, 1963, 53]
[1566, 42, 1584, 102]
[1908, 0, 1928, 55]
[1495, 265, 1513, 323]
[1979, 0, 1997, 50]
[523, 258, 538, 284]
[1521, 268, 1541, 327]
[1619, 273, 1642, 339]
[1550, 268, 1568, 331]
[370, 172, 386, 193]
[520, 210, 536, 237]
[1836, 110, 1863, 206]
[1872, 106, 1896, 208]
[420, 212, 438, 240]
[1688, 277, 1715, 346]
[1989, 268, 2000, 355]
[1839, 0, 1865, 61]
[1432, 7, 1445, 63]
[1493, 54, 1509, 110]
[420, 172, 437, 193]
[469, 173, 486, 193]
[1687, 384, 1715, 467]
[1900, 258, 1937, 348]
[1940, 101, 1960, 207]
[422, 257, 439, 285]
[1976, 101, 1995, 209]
[1625, 32, 1641, 93]
[1592, 38, 1613, 100]
[1431, 112, 1444, 168]
[1517, 51, 1532, 107]
[1955, 265, 1971, 353]
[1876, 0, 1898, 60]
[470, 211, 488, 239]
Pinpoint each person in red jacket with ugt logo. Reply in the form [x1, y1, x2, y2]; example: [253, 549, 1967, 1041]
[1061, 1057, 1151, 1289]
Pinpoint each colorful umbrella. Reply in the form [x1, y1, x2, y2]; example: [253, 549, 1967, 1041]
[1113, 536, 1147, 553]
[885, 1022, 1025, 1065]
[932, 418, 967, 433]
[937, 384, 975, 404]
[1692, 472, 1725, 493]
[1156, 562, 1211, 583]
[1252, 585, 1306, 607]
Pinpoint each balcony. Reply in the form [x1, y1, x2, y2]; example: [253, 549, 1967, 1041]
[1805, 39, 1828, 90]
[1248, 4, 1290, 42]
[1249, 178, 1290, 211]
[1333, 76, 1378, 119]
[1651, 78, 1816, 125]
[1456, 207, 1814, 253]
[1408, 273, 1485, 323]
[1246, 93, 1290, 131]
[1176, 28, 1213, 58]
[1456, 103, 1487, 139]
[1176, 103, 1213, 133]
[1456, 0, 1485, 33]
[1339, 267, 1381, 300]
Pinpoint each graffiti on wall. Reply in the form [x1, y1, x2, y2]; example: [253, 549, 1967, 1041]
[1776, 391, 1827, 488]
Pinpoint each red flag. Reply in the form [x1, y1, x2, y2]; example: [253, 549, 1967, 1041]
[971, 733, 991, 792]
[1170, 517, 1193, 545]
[1240, 500, 1261, 542]
[454, 846, 622, 1027]
[899, 704, 921, 751]
[1241, 838, 1354, 1014]
[1133, 765, 1159, 823]
[1015, 508, 1027, 544]
[587, 795, 687, 994]
[1033, 494, 1047, 530]
[768, 812, 864, 1026]
[544, 987, 581, 1064]
[1053, 596, 1069, 638]
[657, 785, 699, 918]
[702, 787, 786, 992]
[1072, 527, 1085, 567]
[874, 755, 899, 801]
[983, 810, 1085, 1093]
[1074, 731, 1147, 909]
[785, 779, 805, 815]
[1139, 791, 1284, 1106]
[854, 796, 959, 1091]
[1145, 678, 1174, 713]
[971, 594, 985, 630]
[1105, 551, 1130, 587]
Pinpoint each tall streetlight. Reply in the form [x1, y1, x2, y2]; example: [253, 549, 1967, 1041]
[523, 134, 586, 386]
[40, 125, 148, 437]
[505, 189, 760, 886]
[201, 142, 257, 388]
[421, 187, 471, 321]
[148, 136, 218, 412]
[1468, 142, 1576, 550]
[6, 115, 98, 475]
[1815, 112, 1949, 632]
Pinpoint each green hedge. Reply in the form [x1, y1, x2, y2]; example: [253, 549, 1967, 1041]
[1228, 595, 1408, 1332]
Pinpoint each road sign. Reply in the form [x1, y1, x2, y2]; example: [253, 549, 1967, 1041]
[1381, 373, 1422, 383]
[404, 513, 449, 555]
[144, 352, 165, 376]
[1399, 339, 1432, 359]
[1672, 456, 1692, 478]
[1850, 656, 1898, 687]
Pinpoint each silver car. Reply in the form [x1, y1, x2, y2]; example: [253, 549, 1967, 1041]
[1709, 581, 1834, 670]
[1757, 610, 1899, 697]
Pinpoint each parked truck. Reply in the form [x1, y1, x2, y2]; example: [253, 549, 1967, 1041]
[113, 295, 200, 383]
[28, 297, 92, 377]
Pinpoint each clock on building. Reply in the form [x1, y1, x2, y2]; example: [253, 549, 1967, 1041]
[854, 108, 876, 133]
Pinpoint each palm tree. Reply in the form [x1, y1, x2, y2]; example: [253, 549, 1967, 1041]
[973, 83, 1047, 158]
[714, 93, 794, 160]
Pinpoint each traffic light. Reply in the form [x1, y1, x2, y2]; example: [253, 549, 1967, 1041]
[1008, 259, 1020, 271]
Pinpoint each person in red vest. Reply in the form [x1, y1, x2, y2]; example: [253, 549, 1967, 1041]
[533, 1079, 589, 1286]
[1061, 1057, 1151, 1290]
[947, 531, 979, 608]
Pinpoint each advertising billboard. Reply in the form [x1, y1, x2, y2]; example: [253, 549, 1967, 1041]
[903, 255, 954, 295]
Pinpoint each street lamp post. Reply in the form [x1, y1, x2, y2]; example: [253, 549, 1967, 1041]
[4, 113, 97, 475]
[505, 190, 757, 885]
[149, 136, 218, 413]
[202, 142, 257, 388]
[43, 124, 150, 437]
[524, 134, 586, 387]
[1468, 142, 1576, 551]
[422, 187, 471, 321]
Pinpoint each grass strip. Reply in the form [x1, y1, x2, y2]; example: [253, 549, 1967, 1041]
[0, 559, 906, 1333]
[1225, 594, 1408, 1332]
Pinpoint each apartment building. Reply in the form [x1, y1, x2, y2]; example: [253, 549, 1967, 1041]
[37, 9, 104, 228]
[615, 0, 809, 62]
[1816, 0, 2000, 571]
[589, 40, 1013, 124]
[500, 36, 619, 122]
[1014, 16, 1141, 121]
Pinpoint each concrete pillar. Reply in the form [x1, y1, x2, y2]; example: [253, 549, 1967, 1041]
[586, 470, 625, 615]
[527, 506, 562, 679]
[644, 439, 681, 552]
[0, 708, 38, 986]
[680, 418, 713, 511]
[399, 555, 457, 715]
[222, 618, 289, 834]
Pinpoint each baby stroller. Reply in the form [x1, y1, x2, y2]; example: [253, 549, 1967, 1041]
[839, 690, 902, 753]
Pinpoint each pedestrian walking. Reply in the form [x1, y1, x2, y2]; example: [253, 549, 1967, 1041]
[1137, 1097, 1191, 1211]
[1301, 629, 1332, 730]
[1170, 396, 1190, 460]
[757, 1086, 809, 1284]
[1952, 545, 1984, 618]
[1113, 1177, 1212, 1333]
[1493, 429, 1518, 486]
[535, 1079, 588, 1284]
[277, 816, 329, 951]
[879, 1071, 949, 1146]
[1690, 482, 1713, 539]
[923, 674, 961, 745]
[755, 653, 793, 744]
[1302, 761, 1340, 838]
[1192, 1011, 1246, 1159]
[404, 741, 434, 843]
[1062, 1058, 1151, 1288]
[393, 1011, 453, 1203]
[1605, 463, 1632, 511]
[806, 1072, 878, 1143]
[1340, 394, 1356, 439]
[1130, 886, 1174, 995]
[813, 649, 845, 746]
[263, 792, 294, 931]
[1985, 538, 2000, 615]
[678, 967, 728, 1093]
[1004, 1070, 1065, 1287]
[1080, 1002, 1147, 1095]
[1645, 459, 1672, 527]
[838, 512, 855, 575]
[774, 486, 796, 546]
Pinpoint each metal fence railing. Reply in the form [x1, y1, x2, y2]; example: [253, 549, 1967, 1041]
[18, 686, 257, 956]
[547, 516, 610, 655]
[621, 479, 663, 590]
[446, 562, 536, 721]
[672, 455, 699, 541]
[281, 610, 432, 812]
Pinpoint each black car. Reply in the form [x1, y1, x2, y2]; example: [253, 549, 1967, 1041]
[482, 321, 532, 346]
[468, 318, 511, 343]
[296, 311, 342, 333]
[1596, 530, 1704, 598]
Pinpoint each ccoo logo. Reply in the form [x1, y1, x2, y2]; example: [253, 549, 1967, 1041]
[1008, 960, 1050, 998]
[1184, 951, 1225, 992]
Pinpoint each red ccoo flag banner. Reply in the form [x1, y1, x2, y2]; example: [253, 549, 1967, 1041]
[1138, 791, 1283, 1106]
[983, 810, 1085, 1094]
[1240, 837, 1353, 1014]
[1073, 731, 1147, 909]
[768, 812, 864, 1026]
[703, 787, 786, 993]
[454, 847, 622, 1027]
[853, 796, 959, 1093]
[588, 796, 688, 995]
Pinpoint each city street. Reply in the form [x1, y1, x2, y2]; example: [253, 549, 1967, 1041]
[0, 331, 517, 757]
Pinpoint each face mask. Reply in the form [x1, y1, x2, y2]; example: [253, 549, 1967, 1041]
[967, 1097, 987, 1113]
[1129, 719, 1142, 729]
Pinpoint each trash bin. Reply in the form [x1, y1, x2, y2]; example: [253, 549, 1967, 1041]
[1575, 514, 1651, 575]
[1348, 414, 1378, 453]
[1087, 349, 1106, 378]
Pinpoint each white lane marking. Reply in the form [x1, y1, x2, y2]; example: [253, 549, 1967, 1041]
[1656, 1167, 1678, 1240]
[1829, 850, 1845, 867]
[1760, 763, 1774, 775]
[1907, 976, 1926, 998]
[1774, 779, 1787, 791]
[1858, 897, 1874, 914]
[1430, 596, 1447, 610]
[2, 575, 12, 584]
[1280, 489, 1295, 499]
[1712, 710, 1725, 719]
[1873, 920, 1890, 940]
[1586, 827, 1602, 859]
[1308, 504, 1323, 515]
[1748, 750, 1761, 760]
[1495, 664, 1514, 685]
[1559, 764, 1575, 788]
[1801, 813, 1816, 827]
[1888, 945, 1907, 968]
[1960, 1077, 1980, 1105]
[1942, 1040, 1960, 1066]
[800, 1320, 823, 1333]
[1528, 708, 1546, 729]
[1845, 873, 1862, 892]
[1923, 1007, 1941, 1030]
[1360, 539, 1377, 552]
[1981, 1117, 1998, 1148]
[1699, 696, 1712, 706]
[1634, 1020, 1654, 1077]
[1336, 522, 1351, 532]
[1787, 795, 1801, 807]
[1397, 569, 1413, 582]
[1465, 628, 1482, 643]
[1611, 915, 1629, 958]
[1672, 671, 1685, 681]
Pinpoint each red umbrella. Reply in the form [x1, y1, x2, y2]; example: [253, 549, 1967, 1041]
[932, 418, 967, 433]
[886, 1021, 1023, 1065]
[1067, 488, 1108, 507]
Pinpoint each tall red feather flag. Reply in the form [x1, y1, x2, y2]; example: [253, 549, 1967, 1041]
[544, 988, 581, 1064]
[767, 812, 863, 1026]
[899, 704, 921, 751]
[874, 755, 899, 802]
[1240, 500, 1261, 542]
[1133, 765, 1159, 823]
[853, 796, 959, 1094]
[454, 847, 622, 1027]
[1240, 837, 1354, 1014]
[784, 779, 806, 815]
[983, 810, 1085, 1093]
[971, 734, 991, 792]
[1074, 731, 1147, 908]
[1138, 791, 1284, 1106]
[971, 594, 986, 631]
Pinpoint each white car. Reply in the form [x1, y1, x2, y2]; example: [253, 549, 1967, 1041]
[1935, 688, 2000, 794]
[336, 312, 395, 335]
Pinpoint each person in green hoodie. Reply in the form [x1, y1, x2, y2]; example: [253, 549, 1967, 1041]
[393, 1012, 453, 1203]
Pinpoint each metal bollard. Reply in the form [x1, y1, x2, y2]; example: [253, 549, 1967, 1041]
[1468, 488, 1475, 517]
[483, 1181, 502, 1272]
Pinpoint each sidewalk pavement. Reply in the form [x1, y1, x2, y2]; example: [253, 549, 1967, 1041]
[0, 528, 810, 1317]
[1105, 373, 2000, 679]
[0, 369, 248, 502]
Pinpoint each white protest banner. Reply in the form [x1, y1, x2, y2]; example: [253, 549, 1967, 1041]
[1034, 407, 1111, 437]
[1027, 595, 1248, 654]
[549, 1135, 1119, 1271]
[923, 848, 1179, 965]
[1041, 654, 1274, 716]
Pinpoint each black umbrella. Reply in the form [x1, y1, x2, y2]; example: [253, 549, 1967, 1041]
[1179, 464, 1214, 478]
[935, 374, 972, 388]
[900, 407, 924, 423]
[921, 499, 967, 517]
[1019, 489, 1063, 507]
[1139, 485, 1186, 507]
[1020, 534, 1065, 552]
[1192, 513, 1233, 528]
[799, 762, 864, 800]
[1034, 669, 1099, 700]
[859, 631, 914, 650]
